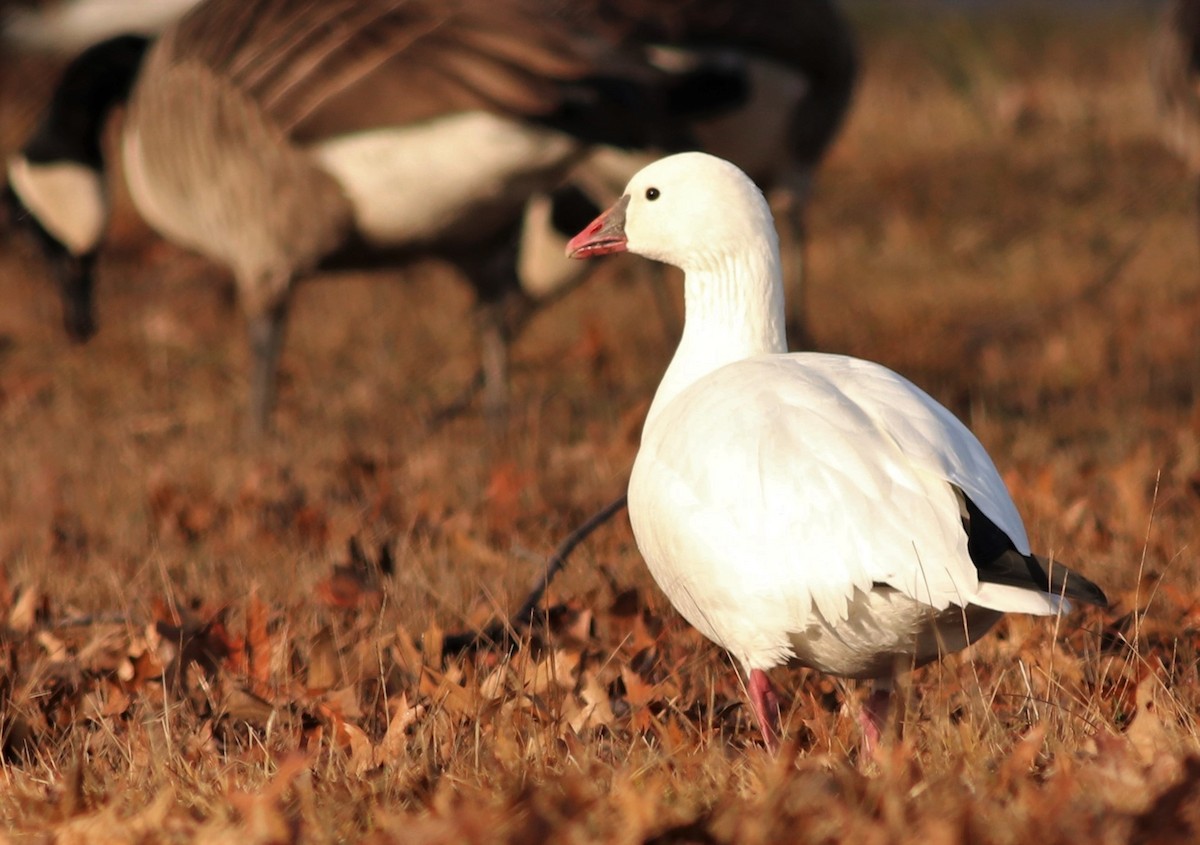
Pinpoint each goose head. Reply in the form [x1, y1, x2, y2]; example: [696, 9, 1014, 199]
[565, 151, 777, 274]
[2, 33, 148, 343]
[5, 154, 112, 341]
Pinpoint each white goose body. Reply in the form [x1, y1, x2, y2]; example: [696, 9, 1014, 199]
[631, 351, 1033, 677]
[567, 152, 1106, 750]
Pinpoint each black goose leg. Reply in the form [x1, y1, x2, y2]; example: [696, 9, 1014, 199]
[246, 300, 288, 439]
[434, 223, 532, 427]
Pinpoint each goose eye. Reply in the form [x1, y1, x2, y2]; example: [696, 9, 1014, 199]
[645, 187, 660, 201]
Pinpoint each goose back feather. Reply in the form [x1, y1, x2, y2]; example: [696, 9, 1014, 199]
[160, 0, 597, 140]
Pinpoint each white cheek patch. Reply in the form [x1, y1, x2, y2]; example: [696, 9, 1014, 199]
[6, 156, 108, 255]
[517, 192, 589, 299]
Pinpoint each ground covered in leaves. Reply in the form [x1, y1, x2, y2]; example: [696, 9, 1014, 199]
[2, 5, 1200, 843]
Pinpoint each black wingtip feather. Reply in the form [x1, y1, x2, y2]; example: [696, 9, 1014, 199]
[962, 492, 1108, 610]
[1032, 555, 1109, 608]
[984, 551, 1109, 609]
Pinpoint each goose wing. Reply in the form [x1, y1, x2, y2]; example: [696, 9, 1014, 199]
[162, 0, 697, 145]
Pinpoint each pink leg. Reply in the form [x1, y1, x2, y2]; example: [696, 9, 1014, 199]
[748, 668, 781, 753]
[859, 679, 893, 758]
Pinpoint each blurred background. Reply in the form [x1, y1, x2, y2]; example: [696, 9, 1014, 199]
[0, 0, 1191, 616]
[3, 1, 1200, 834]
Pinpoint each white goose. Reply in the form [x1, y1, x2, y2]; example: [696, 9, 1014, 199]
[566, 153, 1107, 753]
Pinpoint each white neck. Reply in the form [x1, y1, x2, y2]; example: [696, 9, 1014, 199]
[645, 243, 786, 428]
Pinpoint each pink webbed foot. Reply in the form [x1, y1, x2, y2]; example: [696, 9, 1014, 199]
[859, 679, 893, 758]
[748, 668, 782, 753]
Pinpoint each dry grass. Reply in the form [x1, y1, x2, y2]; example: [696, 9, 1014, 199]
[1, 5, 1199, 842]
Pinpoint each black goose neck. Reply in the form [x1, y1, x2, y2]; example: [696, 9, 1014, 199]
[22, 34, 151, 170]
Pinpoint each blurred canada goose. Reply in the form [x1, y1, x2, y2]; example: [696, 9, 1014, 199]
[4, 0, 739, 435]
[3, 32, 150, 341]
[518, 0, 857, 345]
[1, 0, 197, 52]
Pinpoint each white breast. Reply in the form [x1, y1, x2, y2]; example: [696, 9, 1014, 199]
[309, 111, 582, 246]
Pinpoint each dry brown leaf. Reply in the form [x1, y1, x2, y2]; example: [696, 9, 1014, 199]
[85, 681, 131, 720]
[999, 723, 1049, 790]
[147, 476, 223, 543]
[478, 666, 510, 701]
[629, 612, 662, 654]
[76, 625, 129, 675]
[35, 629, 68, 662]
[1130, 756, 1200, 845]
[342, 720, 375, 777]
[439, 678, 475, 721]
[422, 621, 444, 668]
[124, 636, 165, 689]
[620, 665, 658, 710]
[1127, 666, 1175, 765]
[485, 461, 534, 534]
[50, 789, 176, 845]
[306, 627, 340, 694]
[322, 685, 364, 722]
[490, 726, 524, 768]
[391, 625, 423, 675]
[224, 685, 276, 727]
[0, 566, 11, 619]
[293, 505, 330, 546]
[375, 693, 425, 766]
[448, 530, 510, 570]
[569, 671, 615, 733]
[314, 569, 371, 610]
[520, 650, 580, 696]
[224, 754, 308, 844]
[8, 585, 44, 631]
[246, 590, 273, 689]
[555, 605, 594, 646]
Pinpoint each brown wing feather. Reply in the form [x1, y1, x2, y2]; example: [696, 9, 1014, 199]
[157, 0, 604, 141]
